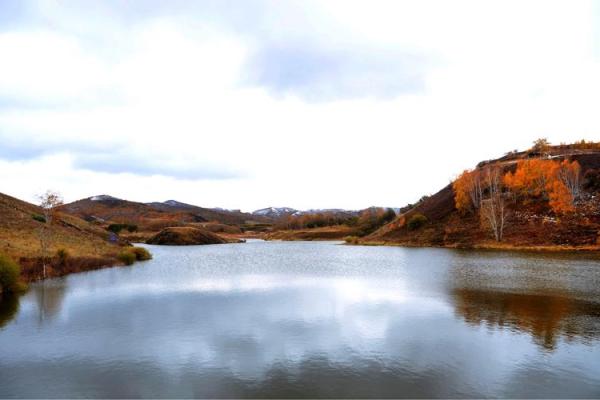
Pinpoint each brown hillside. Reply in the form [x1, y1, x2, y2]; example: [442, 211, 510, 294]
[61, 196, 267, 232]
[61, 196, 202, 230]
[0, 192, 126, 281]
[366, 146, 600, 250]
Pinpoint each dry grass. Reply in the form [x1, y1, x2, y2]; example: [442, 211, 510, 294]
[265, 225, 357, 241]
[1, 193, 120, 260]
[18, 255, 120, 282]
[0, 192, 128, 281]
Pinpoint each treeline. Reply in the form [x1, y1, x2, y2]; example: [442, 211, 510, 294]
[275, 208, 397, 236]
[554, 139, 600, 151]
[275, 212, 353, 230]
[453, 157, 584, 241]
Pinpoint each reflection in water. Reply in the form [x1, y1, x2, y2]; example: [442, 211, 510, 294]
[1, 242, 600, 398]
[1, 279, 68, 329]
[32, 280, 67, 324]
[452, 288, 600, 350]
[0, 293, 19, 329]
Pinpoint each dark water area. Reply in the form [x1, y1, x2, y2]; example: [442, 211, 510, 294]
[1, 241, 599, 398]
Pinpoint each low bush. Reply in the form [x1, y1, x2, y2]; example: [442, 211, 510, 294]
[407, 213, 428, 230]
[130, 246, 152, 261]
[0, 254, 25, 293]
[117, 251, 136, 266]
[344, 236, 360, 245]
[56, 248, 70, 266]
[32, 214, 46, 223]
[127, 225, 138, 233]
[108, 223, 138, 234]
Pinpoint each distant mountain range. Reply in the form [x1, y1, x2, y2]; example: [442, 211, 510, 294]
[251, 207, 298, 218]
[63, 197, 398, 226]
[251, 207, 400, 219]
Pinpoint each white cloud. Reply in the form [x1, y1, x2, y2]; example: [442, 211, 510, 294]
[0, 1, 599, 210]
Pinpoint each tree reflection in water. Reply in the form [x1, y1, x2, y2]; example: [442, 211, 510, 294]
[0, 279, 68, 329]
[32, 280, 67, 324]
[452, 288, 600, 350]
[0, 293, 19, 329]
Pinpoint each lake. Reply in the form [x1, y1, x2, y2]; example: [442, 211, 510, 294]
[1, 241, 600, 398]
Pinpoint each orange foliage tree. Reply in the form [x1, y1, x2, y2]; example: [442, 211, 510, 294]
[452, 157, 582, 239]
[503, 159, 551, 198]
[503, 158, 580, 214]
[453, 165, 510, 241]
[453, 169, 482, 213]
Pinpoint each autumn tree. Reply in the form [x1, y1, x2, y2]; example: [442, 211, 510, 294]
[503, 159, 552, 199]
[504, 158, 580, 214]
[453, 169, 482, 213]
[453, 164, 511, 241]
[531, 138, 551, 156]
[37, 190, 64, 278]
[548, 180, 575, 214]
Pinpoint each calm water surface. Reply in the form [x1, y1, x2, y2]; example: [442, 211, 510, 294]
[1, 241, 600, 398]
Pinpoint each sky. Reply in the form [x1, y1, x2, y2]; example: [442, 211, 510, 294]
[1, 0, 599, 212]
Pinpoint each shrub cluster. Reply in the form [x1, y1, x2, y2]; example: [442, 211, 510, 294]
[407, 213, 428, 230]
[130, 247, 152, 261]
[352, 208, 397, 236]
[344, 236, 360, 245]
[117, 246, 152, 266]
[56, 248, 70, 266]
[32, 214, 46, 223]
[117, 251, 136, 266]
[107, 223, 138, 234]
[0, 254, 25, 293]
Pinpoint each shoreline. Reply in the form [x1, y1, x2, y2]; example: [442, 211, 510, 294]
[354, 240, 600, 255]
[12, 238, 600, 285]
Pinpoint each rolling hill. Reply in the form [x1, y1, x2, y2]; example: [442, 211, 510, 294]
[0, 192, 125, 280]
[60, 195, 266, 232]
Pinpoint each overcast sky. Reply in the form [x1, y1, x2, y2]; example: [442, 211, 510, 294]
[1, 0, 599, 211]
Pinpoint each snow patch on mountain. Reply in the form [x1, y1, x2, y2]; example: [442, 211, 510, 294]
[89, 195, 120, 202]
[252, 207, 297, 217]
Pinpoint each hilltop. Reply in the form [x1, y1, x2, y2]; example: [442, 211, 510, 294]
[365, 142, 600, 250]
[62, 195, 264, 226]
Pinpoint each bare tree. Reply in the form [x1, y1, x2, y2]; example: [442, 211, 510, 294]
[37, 190, 64, 278]
[479, 167, 510, 242]
[557, 161, 581, 200]
[468, 169, 483, 209]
